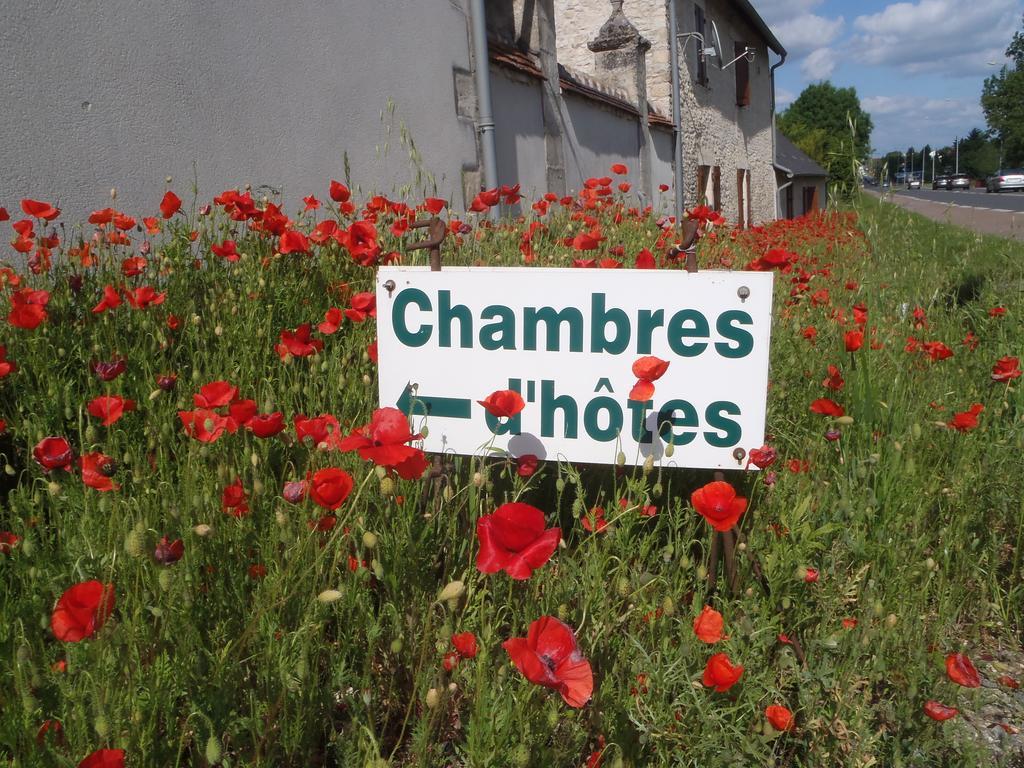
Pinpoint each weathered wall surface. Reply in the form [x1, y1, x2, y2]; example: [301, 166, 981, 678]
[0, 0, 479, 225]
[491, 66, 549, 202]
[554, 0, 778, 225]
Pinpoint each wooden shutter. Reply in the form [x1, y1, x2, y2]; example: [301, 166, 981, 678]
[697, 165, 709, 206]
[736, 169, 745, 229]
[746, 171, 753, 226]
[695, 5, 707, 86]
[735, 43, 750, 106]
[810, 184, 820, 212]
[785, 185, 794, 219]
[712, 166, 721, 212]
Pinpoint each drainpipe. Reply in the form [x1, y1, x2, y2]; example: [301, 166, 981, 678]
[667, 0, 684, 226]
[470, 0, 499, 221]
[769, 51, 787, 220]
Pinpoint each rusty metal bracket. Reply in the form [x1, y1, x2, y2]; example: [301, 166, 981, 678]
[666, 219, 700, 273]
[407, 217, 447, 272]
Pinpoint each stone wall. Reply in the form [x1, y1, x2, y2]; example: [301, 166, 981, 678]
[553, 0, 779, 224]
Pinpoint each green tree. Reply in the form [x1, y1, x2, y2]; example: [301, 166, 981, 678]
[981, 14, 1024, 166]
[778, 81, 874, 198]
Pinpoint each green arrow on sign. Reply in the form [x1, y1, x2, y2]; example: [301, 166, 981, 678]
[396, 384, 472, 419]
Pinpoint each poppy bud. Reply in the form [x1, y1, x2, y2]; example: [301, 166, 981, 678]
[379, 477, 395, 497]
[912, 423, 922, 439]
[47, 481, 61, 496]
[4, 465, 14, 476]
[362, 531, 378, 549]
[425, 688, 440, 709]
[317, 589, 343, 603]
[643, 455, 655, 475]
[697, 565, 708, 580]
[390, 638, 403, 653]
[437, 580, 465, 603]
[652, 482, 663, 498]
[124, 526, 146, 558]
[158, 570, 172, 591]
[616, 577, 631, 597]
[93, 713, 109, 739]
[110, 187, 117, 199]
[662, 596, 676, 616]
[925, 557, 936, 571]
[836, 416, 854, 425]
[193, 524, 212, 537]
[512, 744, 531, 767]
[616, 451, 626, 467]
[205, 735, 222, 765]
[886, 613, 898, 627]
[555, 478, 565, 493]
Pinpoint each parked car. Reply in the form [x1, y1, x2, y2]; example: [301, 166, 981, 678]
[985, 168, 1024, 192]
[933, 175, 949, 190]
[949, 174, 971, 191]
[907, 176, 922, 189]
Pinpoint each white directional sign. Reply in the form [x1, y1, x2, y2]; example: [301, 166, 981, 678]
[376, 266, 774, 470]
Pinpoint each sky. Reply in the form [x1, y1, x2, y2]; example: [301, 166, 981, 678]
[757, 0, 1023, 156]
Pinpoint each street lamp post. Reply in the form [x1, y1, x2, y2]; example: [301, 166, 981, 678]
[955, 137, 959, 175]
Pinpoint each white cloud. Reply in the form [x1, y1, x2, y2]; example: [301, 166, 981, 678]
[801, 47, 836, 79]
[771, 14, 845, 57]
[850, 0, 1021, 76]
[754, 0, 824, 26]
[775, 86, 796, 107]
[862, 94, 987, 152]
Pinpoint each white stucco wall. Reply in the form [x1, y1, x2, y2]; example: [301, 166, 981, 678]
[491, 66, 549, 203]
[0, 0, 479, 225]
[561, 94, 642, 193]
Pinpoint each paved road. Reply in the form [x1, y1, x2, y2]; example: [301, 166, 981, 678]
[893, 186, 1024, 212]
[867, 188, 1024, 242]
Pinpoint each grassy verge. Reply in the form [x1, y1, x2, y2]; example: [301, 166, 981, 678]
[0, 185, 1022, 767]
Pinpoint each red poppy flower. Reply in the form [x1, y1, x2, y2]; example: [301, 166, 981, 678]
[947, 403, 983, 432]
[20, 198, 60, 221]
[91, 285, 122, 314]
[226, 399, 258, 432]
[841, 617, 858, 629]
[8, 287, 50, 329]
[179, 409, 228, 443]
[998, 674, 1020, 689]
[0, 531, 21, 554]
[822, 364, 844, 391]
[478, 389, 525, 419]
[746, 444, 777, 469]
[946, 652, 981, 688]
[0, 345, 15, 378]
[80, 452, 119, 492]
[211, 240, 239, 262]
[249, 563, 267, 579]
[329, 179, 351, 203]
[337, 407, 428, 479]
[923, 700, 959, 721]
[308, 467, 354, 511]
[502, 616, 593, 708]
[303, 194, 321, 211]
[276, 324, 323, 359]
[693, 605, 724, 643]
[78, 749, 125, 768]
[319, 307, 343, 334]
[158, 190, 182, 219]
[476, 502, 560, 580]
[989, 306, 1006, 317]
[154, 536, 184, 565]
[582, 506, 608, 533]
[294, 413, 341, 448]
[992, 356, 1021, 382]
[516, 454, 539, 477]
[452, 631, 478, 659]
[87, 395, 136, 427]
[112, 213, 136, 231]
[844, 330, 863, 352]
[809, 398, 845, 417]
[247, 412, 285, 438]
[222, 478, 249, 517]
[345, 292, 376, 323]
[193, 380, 238, 408]
[702, 652, 744, 692]
[92, 358, 126, 381]
[343, 220, 378, 263]
[51, 580, 115, 642]
[804, 567, 820, 583]
[283, 479, 308, 503]
[279, 229, 310, 255]
[634, 248, 656, 268]
[691, 480, 747, 532]
[765, 704, 794, 731]
[922, 341, 953, 361]
[424, 197, 447, 214]
[34, 436, 74, 471]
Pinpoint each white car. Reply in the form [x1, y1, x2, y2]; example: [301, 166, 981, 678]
[907, 177, 921, 190]
[986, 169, 1024, 192]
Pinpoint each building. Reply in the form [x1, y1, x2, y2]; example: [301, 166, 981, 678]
[0, 1, 789, 233]
[775, 129, 828, 219]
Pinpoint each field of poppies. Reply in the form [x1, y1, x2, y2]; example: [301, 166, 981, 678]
[0, 174, 1022, 767]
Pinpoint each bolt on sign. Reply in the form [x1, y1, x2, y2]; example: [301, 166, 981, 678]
[376, 267, 774, 470]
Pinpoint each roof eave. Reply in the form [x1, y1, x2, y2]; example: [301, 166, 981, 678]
[734, 0, 786, 57]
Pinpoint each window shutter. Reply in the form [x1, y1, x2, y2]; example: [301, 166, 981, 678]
[736, 169, 745, 229]
[698, 165, 709, 206]
[735, 43, 750, 106]
[712, 166, 721, 212]
[747, 171, 753, 226]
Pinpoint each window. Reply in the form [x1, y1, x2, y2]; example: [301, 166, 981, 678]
[697, 165, 709, 206]
[734, 42, 750, 106]
[712, 166, 721, 212]
[802, 185, 819, 214]
[694, 5, 708, 86]
[736, 169, 751, 229]
[785, 186, 794, 219]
